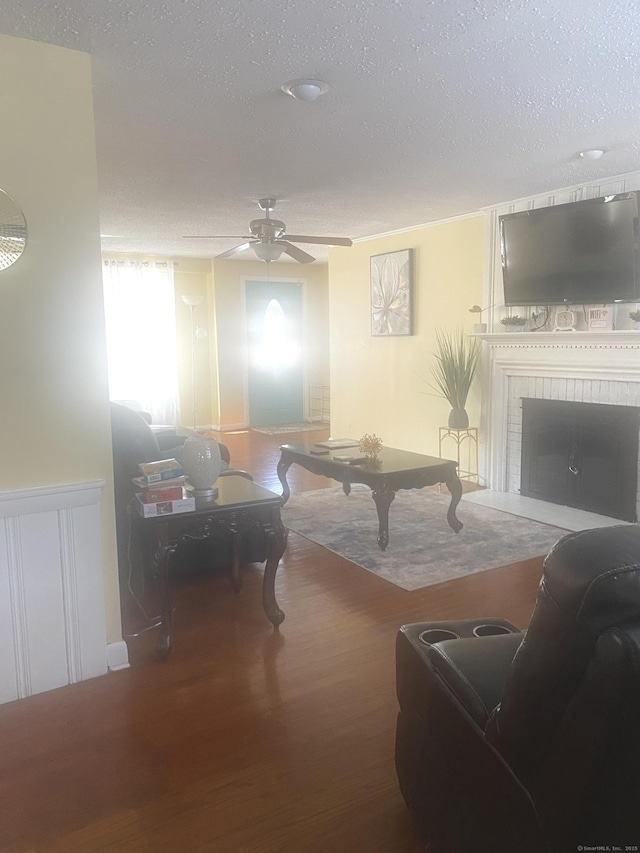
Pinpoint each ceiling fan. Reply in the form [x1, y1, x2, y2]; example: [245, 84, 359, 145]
[183, 198, 353, 263]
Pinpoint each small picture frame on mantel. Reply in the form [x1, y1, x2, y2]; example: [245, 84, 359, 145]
[586, 306, 613, 331]
[370, 248, 413, 336]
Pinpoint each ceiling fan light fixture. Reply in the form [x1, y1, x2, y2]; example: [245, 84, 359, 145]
[281, 79, 329, 102]
[254, 241, 285, 262]
[579, 148, 605, 160]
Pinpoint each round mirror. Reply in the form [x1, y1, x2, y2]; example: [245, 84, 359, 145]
[0, 189, 27, 270]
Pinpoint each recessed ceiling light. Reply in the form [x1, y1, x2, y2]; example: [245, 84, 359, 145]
[281, 79, 329, 102]
[579, 149, 605, 160]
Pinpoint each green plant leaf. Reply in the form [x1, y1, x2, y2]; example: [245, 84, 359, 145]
[427, 328, 480, 409]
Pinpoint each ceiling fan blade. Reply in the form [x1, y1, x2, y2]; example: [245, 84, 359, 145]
[285, 235, 353, 247]
[215, 241, 255, 259]
[183, 235, 250, 239]
[280, 242, 315, 264]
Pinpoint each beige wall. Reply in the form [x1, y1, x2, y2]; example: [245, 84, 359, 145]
[212, 259, 329, 429]
[0, 36, 121, 642]
[173, 259, 215, 429]
[328, 216, 485, 457]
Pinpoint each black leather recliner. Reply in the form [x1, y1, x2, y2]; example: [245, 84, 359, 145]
[395, 524, 640, 853]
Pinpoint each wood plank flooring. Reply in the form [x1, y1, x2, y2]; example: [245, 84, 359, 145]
[0, 428, 546, 852]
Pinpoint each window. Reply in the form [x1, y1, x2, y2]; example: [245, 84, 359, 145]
[102, 260, 179, 424]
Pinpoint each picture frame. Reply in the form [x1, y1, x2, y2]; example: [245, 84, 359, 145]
[370, 248, 413, 336]
[586, 305, 613, 331]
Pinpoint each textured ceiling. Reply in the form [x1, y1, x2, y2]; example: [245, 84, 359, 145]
[3, 0, 640, 262]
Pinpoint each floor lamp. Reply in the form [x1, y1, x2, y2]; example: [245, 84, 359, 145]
[182, 294, 203, 429]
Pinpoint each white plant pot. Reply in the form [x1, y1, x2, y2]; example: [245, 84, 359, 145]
[181, 437, 222, 497]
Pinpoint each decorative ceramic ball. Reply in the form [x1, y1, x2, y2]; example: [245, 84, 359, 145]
[181, 437, 222, 496]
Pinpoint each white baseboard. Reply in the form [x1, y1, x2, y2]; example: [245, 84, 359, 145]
[107, 640, 130, 671]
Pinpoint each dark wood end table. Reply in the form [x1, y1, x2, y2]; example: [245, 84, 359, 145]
[277, 443, 463, 550]
[132, 474, 287, 660]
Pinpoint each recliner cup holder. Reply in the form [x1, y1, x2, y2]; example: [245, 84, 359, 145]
[472, 623, 513, 638]
[419, 629, 460, 645]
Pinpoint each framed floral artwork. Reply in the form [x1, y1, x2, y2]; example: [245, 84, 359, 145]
[370, 248, 413, 336]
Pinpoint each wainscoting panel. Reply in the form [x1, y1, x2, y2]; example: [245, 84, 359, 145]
[0, 481, 108, 705]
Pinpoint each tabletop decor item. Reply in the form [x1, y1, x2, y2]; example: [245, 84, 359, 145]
[428, 327, 480, 429]
[358, 433, 383, 459]
[500, 315, 528, 331]
[586, 306, 613, 331]
[181, 436, 222, 497]
[553, 309, 576, 331]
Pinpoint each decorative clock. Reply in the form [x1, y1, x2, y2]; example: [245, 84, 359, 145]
[554, 309, 576, 331]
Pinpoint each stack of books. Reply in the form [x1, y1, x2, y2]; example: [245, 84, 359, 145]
[133, 459, 195, 517]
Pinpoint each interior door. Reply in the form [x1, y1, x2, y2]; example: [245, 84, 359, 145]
[245, 280, 304, 426]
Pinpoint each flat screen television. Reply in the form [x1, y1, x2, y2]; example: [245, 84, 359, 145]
[500, 192, 640, 306]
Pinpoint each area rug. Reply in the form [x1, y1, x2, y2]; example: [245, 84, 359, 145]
[251, 422, 329, 435]
[281, 485, 569, 590]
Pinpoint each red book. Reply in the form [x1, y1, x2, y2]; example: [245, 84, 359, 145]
[139, 485, 186, 503]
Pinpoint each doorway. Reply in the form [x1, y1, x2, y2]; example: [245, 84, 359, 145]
[245, 279, 304, 426]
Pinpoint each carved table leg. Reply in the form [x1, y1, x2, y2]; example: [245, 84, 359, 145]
[444, 473, 464, 533]
[229, 519, 243, 593]
[262, 518, 288, 627]
[277, 457, 292, 505]
[156, 543, 176, 661]
[372, 488, 395, 551]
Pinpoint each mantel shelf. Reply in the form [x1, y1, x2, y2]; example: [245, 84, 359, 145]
[473, 330, 640, 346]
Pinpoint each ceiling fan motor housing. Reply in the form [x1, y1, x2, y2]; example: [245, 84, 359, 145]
[249, 218, 285, 240]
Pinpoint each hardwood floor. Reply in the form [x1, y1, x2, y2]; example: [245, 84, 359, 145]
[0, 428, 545, 852]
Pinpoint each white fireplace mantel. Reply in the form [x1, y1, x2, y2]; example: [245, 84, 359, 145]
[477, 330, 640, 506]
[475, 329, 640, 345]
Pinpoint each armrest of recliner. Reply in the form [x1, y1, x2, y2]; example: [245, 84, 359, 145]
[427, 632, 524, 728]
[219, 468, 254, 481]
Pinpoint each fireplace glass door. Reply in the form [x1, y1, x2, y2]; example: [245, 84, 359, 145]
[520, 399, 639, 522]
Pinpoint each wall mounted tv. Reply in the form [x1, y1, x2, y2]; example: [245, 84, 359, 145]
[500, 192, 640, 306]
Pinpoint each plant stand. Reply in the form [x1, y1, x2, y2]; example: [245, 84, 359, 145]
[439, 426, 479, 483]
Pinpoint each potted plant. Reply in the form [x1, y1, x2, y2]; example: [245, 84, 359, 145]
[500, 315, 528, 331]
[629, 309, 640, 329]
[428, 328, 480, 429]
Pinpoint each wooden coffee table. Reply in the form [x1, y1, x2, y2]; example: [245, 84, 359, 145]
[277, 443, 463, 551]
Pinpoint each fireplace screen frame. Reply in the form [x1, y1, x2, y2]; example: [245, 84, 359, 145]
[520, 398, 639, 522]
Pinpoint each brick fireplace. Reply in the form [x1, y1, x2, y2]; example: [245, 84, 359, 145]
[478, 330, 640, 521]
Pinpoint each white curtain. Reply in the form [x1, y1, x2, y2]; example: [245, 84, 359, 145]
[102, 259, 180, 424]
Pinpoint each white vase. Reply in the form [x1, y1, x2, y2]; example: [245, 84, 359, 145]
[181, 437, 222, 497]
